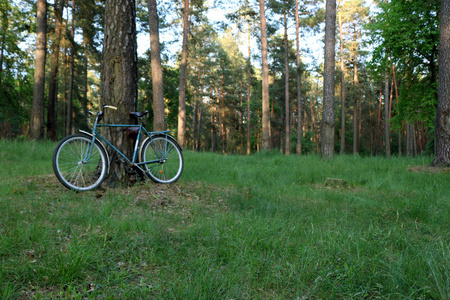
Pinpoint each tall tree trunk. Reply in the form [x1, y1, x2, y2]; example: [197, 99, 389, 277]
[384, 73, 391, 157]
[30, 0, 47, 140]
[148, 0, 165, 131]
[47, 0, 65, 140]
[295, 0, 302, 155]
[352, 32, 359, 155]
[66, 0, 75, 136]
[339, 9, 345, 154]
[220, 76, 226, 154]
[246, 23, 252, 155]
[259, 0, 270, 150]
[284, 9, 290, 155]
[177, 0, 189, 148]
[320, 0, 336, 158]
[432, 0, 450, 166]
[101, 0, 138, 185]
[83, 36, 88, 119]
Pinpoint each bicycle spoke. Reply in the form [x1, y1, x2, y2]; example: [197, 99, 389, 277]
[53, 135, 107, 191]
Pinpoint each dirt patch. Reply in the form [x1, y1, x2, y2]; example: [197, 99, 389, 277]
[31, 174, 232, 213]
[407, 166, 450, 174]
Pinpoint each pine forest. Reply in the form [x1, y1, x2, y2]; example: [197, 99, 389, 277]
[1, 0, 449, 164]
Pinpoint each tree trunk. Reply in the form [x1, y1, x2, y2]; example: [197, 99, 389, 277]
[47, 0, 65, 140]
[432, 0, 450, 166]
[148, 0, 165, 131]
[177, 0, 189, 148]
[83, 37, 88, 119]
[384, 73, 391, 157]
[284, 9, 290, 155]
[101, 0, 138, 185]
[30, 0, 47, 140]
[320, 0, 336, 158]
[66, 0, 75, 136]
[339, 9, 345, 155]
[295, 0, 302, 155]
[352, 40, 359, 154]
[259, 0, 270, 150]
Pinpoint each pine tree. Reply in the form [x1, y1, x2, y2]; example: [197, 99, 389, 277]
[30, 0, 47, 140]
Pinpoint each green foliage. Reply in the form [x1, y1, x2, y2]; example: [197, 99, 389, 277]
[0, 0, 34, 138]
[392, 80, 437, 129]
[367, 0, 440, 130]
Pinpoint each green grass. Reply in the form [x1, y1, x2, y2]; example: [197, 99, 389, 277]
[0, 140, 449, 299]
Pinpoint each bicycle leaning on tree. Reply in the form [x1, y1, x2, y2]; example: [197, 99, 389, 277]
[52, 105, 184, 191]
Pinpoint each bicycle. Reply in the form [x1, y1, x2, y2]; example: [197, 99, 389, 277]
[52, 105, 184, 191]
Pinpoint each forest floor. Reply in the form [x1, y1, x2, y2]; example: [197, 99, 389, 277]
[0, 140, 449, 299]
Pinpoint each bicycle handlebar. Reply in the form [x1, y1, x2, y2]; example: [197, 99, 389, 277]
[87, 105, 118, 117]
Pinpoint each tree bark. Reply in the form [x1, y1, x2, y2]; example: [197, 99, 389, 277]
[339, 9, 345, 155]
[148, 0, 165, 131]
[66, 0, 75, 136]
[353, 54, 359, 154]
[46, 0, 64, 140]
[295, 0, 302, 155]
[320, 0, 336, 158]
[177, 0, 189, 148]
[432, 0, 450, 166]
[101, 0, 138, 184]
[30, 0, 47, 140]
[259, 0, 270, 150]
[284, 9, 290, 155]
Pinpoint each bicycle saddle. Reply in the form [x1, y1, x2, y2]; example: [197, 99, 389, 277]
[130, 111, 148, 119]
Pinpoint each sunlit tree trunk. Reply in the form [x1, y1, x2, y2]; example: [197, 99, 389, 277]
[30, 0, 47, 140]
[320, 0, 336, 158]
[47, 0, 64, 140]
[259, 0, 270, 150]
[352, 54, 359, 154]
[295, 0, 302, 155]
[338, 9, 345, 154]
[66, 0, 75, 136]
[101, 0, 138, 185]
[148, 0, 165, 131]
[178, 0, 189, 148]
[284, 8, 290, 155]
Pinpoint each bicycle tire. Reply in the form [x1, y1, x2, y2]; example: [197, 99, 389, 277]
[53, 134, 108, 191]
[140, 135, 183, 183]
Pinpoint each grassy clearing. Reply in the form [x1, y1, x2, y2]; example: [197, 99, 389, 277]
[0, 140, 449, 299]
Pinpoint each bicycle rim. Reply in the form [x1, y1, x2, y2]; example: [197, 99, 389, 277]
[53, 135, 107, 191]
[141, 137, 183, 183]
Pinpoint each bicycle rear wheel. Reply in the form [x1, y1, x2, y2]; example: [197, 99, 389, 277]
[140, 136, 183, 183]
[53, 134, 108, 191]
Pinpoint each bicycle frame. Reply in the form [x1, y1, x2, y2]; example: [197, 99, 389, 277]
[81, 113, 172, 173]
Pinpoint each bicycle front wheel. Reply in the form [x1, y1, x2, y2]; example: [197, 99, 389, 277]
[53, 134, 108, 191]
[140, 136, 183, 183]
